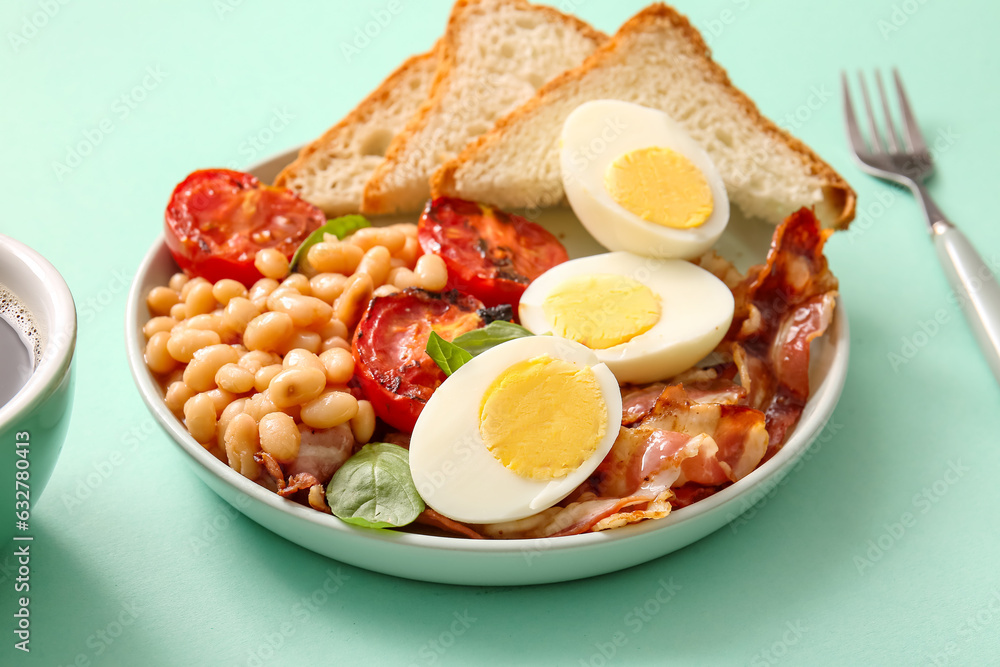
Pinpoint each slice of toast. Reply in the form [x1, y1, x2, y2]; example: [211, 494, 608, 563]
[273, 48, 439, 217]
[432, 4, 856, 228]
[360, 0, 607, 215]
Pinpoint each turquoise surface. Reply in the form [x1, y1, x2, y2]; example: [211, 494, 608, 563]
[3, 0, 999, 664]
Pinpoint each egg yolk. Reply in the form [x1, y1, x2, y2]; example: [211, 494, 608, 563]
[542, 274, 661, 349]
[479, 355, 607, 481]
[604, 146, 714, 229]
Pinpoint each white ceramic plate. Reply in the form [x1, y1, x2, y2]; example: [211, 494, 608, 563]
[125, 149, 849, 586]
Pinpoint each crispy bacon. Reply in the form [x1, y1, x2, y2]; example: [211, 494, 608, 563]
[287, 424, 355, 485]
[726, 208, 839, 451]
[415, 509, 486, 539]
[469, 386, 768, 539]
[624, 386, 768, 486]
[621, 383, 668, 425]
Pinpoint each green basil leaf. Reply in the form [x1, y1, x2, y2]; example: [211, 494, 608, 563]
[451, 321, 535, 356]
[289, 214, 371, 271]
[425, 331, 473, 376]
[326, 443, 425, 529]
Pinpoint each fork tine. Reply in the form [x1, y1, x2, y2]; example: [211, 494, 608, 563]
[857, 71, 884, 153]
[892, 69, 929, 154]
[874, 71, 900, 153]
[841, 72, 868, 154]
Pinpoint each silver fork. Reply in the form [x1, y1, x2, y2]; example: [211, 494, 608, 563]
[843, 69, 1000, 385]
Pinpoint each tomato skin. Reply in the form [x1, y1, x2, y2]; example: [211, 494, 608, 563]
[417, 197, 569, 309]
[352, 289, 485, 433]
[164, 169, 325, 287]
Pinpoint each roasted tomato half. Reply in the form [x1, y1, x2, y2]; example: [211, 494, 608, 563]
[352, 289, 485, 433]
[165, 169, 325, 286]
[417, 197, 569, 309]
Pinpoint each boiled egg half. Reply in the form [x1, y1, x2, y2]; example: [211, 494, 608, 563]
[409, 335, 621, 524]
[519, 252, 734, 384]
[560, 100, 729, 259]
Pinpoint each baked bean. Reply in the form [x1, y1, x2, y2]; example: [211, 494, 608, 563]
[373, 284, 400, 298]
[267, 286, 300, 302]
[143, 316, 177, 339]
[318, 347, 354, 385]
[145, 331, 177, 374]
[185, 280, 217, 316]
[239, 350, 278, 374]
[216, 362, 255, 394]
[390, 222, 419, 239]
[147, 286, 180, 316]
[268, 367, 326, 407]
[267, 293, 333, 328]
[258, 412, 301, 463]
[321, 336, 350, 352]
[306, 241, 364, 275]
[350, 400, 376, 444]
[243, 312, 294, 351]
[356, 246, 391, 287]
[167, 330, 219, 364]
[243, 390, 279, 422]
[168, 272, 189, 292]
[224, 413, 261, 479]
[181, 313, 224, 333]
[334, 273, 373, 330]
[248, 278, 280, 309]
[276, 330, 322, 355]
[349, 227, 406, 254]
[254, 364, 284, 393]
[180, 276, 209, 301]
[315, 317, 348, 341]
[307, 485, 328, 512]
[415, 253, 448, 291]
[164, 380, 195, 415]
[184, 393, 217, 445]
[183, 344, 240, 392]
[254, 248, 290, 280]
[300, 390, 358, 429]
[204, 388, 237, 416]
[222, 297, 260, 335]
[281, 273, 311, 295]
[212, 279, 247, 306]
[217, 397, 249, 449]
[170, 302, 188, 321]
[398, 235, 421, 268]
[309, 273, 348, 304]
[283, 349, 325, 373]
[388, 266, 419, 290]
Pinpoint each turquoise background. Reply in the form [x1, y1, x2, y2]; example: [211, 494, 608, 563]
[3, 0, 1000, 664]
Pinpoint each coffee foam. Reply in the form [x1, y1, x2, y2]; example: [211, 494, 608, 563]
[0, 284, 42, 369]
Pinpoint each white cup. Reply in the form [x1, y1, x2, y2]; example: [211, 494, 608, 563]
[0, 234, 77, 541]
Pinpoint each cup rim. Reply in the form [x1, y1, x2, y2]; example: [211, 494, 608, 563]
[0, 234, 77, 426]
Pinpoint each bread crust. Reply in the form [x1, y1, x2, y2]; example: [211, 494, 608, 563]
[273, 46, 439, 193]
[432, 3, 856, 229]
[361, 0, 608, 215]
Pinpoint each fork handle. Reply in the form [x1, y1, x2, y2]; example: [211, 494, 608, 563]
[932, 221, 1000, 385]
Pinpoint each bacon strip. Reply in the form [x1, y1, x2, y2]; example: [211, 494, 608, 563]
[727, 208, 839, 451]
[415, 509, 486, 539]
[287, 424, 355, 485]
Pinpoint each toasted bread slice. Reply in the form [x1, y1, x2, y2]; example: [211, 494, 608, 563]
[360, 0, 607, 215]
[274, 48, 439, 216]
[432, 4, 855, 228]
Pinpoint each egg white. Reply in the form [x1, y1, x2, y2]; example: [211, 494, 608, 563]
[408, 335, 622, 524]
[560, 99, 730, 259]
[518, 252, 735, 384]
